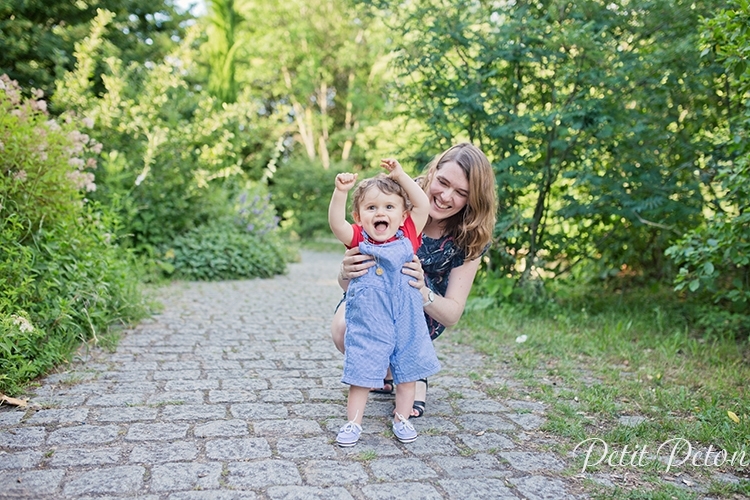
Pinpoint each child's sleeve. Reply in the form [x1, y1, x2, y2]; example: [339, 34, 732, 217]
[401, 215, 422, 253]
[346, 224, 365, 249]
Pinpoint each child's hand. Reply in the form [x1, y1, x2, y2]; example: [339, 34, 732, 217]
[381, 158, 404, 178]
[335, 172, 358, 192]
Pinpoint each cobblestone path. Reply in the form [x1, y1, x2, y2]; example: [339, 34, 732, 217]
[0, 250, 586, 499]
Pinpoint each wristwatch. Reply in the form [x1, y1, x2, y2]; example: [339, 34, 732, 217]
[422, 288, 435, 307]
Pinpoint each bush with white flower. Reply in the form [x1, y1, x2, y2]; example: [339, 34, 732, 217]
[1, 74, 147, 396]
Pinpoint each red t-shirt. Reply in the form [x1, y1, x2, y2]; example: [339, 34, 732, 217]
[347, 214, 421, 253]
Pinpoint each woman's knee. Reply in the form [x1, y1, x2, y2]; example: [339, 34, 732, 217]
[331, 306, 346, 354]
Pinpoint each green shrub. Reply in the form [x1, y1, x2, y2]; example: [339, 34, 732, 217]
[269, 157, 379, 239]
[53, 18, 279, 260]
[165, 220, 287, 281]
[1, 74, 147, 395]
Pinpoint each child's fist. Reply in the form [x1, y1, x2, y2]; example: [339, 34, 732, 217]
[380, 158, 404, 177]
[335, 172, 358, 191]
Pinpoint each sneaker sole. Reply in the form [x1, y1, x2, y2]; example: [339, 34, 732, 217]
[395, 436, 417, 444]
[337, 440, 359, 447]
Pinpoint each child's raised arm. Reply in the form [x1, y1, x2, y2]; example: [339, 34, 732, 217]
[381, 159, 430, 233]
[328, 172, 358, 246]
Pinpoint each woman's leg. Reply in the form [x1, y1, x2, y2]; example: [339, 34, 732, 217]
[412, 378, 428, 417]
[331, 302, 346, 354]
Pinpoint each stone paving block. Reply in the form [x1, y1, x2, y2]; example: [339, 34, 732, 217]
[276, 436, 337, 459]
[401, 435, 459, 455]
[255, 369, 302, 379]
[205, 437, 272, 460]
[150, 462, 223, 492]
[439, 478, 519, 499]
[272, 377, 321, 389]
[240, 360, 281, 371]
[266, 485, 354, 500]
[0, 468, 65, 496]
[456, 432, 515, 452]
[125, 422, 189, 441]
[209, 389, 258, 403]
[30, 394, 88, 407]
[227, 459, 302, 488]
[101, 370, 151, 383]
[153, 369, 202, 381]
[369, 457, 439, 481]
[222, 378, 269, 391]
[112, 381, 159, 393]
[346, 435, 404, 457]
[0, 450, 43, 469]
[431, 453, 510, 479]
[290, 403, 343, 418]
[411, 416, 459, 433]
[119, 361, 159, 371]
[160, 361, 201, 370]
[361, 482, 443, 500]
[43, 371, 98, 384]
[308, 389, 347, 401]
[26, 408, 88, 424]
[231, 402, 288, 420]
[147, 391, 205, 405]
[86, 392, 148, 406]
[0, 411, 25, 426]
[160, 404, 227, 421]
[499, 451, 566, 472]
[49, 447, 121, 466]
[62, 465, 144, 496]
[129, 441, 199, 463]
[457, 413, 517, 432]
[509, 475, 573, 500]
[254, 419, 323, 436]
[279, 360, 320, 370]
[506, 413, 546, 430]
[194, 419, 249, 437]
[168, 491, 259, 500]
[453, 399, 510, 413]
[506, 400, 546, 412]
[47, 424, 120, 446]
[302, 460, 369, 486]
[303, 368, 342, 379]
[96, 406, 159, 422]
[260, 389, 305, 403]
[165, 379, 219, 391]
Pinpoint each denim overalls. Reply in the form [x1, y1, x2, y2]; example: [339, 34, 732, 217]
[342, 229, 441, 388]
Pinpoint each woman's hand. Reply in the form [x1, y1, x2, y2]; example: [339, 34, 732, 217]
[402, 255, 426, 290]
[339, 247, 375, 283]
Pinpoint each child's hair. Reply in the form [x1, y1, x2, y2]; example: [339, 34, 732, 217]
[418, 143, 497, 260]
[351, 173, 412, 218]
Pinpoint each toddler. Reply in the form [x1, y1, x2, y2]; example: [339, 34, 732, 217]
[328, 158, 441, 446]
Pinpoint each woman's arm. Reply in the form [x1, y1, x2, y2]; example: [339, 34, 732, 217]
[403, 256, 481, 328]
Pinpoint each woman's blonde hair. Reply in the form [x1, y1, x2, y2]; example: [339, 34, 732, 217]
[419, 143, 497, 260]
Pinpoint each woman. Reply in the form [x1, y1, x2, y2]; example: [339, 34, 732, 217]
[331, 142, 497, 418]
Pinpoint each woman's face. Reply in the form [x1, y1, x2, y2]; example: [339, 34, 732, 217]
[427, 160, 469, 221]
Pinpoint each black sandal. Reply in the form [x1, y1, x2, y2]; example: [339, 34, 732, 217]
[412, 379, 428, 418]
[371, 379, 394, 395]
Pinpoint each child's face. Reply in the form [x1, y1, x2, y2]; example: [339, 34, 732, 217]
[353, 188, 408, 242]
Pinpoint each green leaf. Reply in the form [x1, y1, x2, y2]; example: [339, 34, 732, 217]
[689, 279, 701, 292]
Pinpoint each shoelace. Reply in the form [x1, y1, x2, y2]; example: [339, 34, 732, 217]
[341, 421, 359, 433]
[342, 410, 360, 432]
[394, 412, 415, 431]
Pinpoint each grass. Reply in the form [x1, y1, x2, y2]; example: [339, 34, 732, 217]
[454, 283, 750, 498]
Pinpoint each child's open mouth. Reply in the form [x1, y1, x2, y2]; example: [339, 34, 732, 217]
[374, 221, 389, 232]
